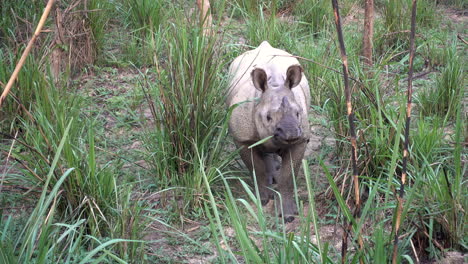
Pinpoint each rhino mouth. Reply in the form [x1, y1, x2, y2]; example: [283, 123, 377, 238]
[273, 136, 302, 146]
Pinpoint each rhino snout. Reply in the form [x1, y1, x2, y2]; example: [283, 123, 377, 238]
[274, 125, 302, 143]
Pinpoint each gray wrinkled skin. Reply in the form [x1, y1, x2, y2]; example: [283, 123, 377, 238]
[227, 41, 310, 222]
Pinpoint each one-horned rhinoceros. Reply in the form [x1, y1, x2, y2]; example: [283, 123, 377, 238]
[227, 41, 310, 222]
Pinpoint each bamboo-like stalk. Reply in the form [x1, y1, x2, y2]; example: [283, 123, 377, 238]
[330, 0, 363, 263]
[392, 0, 417, 263]
[0, 0, 56, 108]
[362, 0, 374, 68]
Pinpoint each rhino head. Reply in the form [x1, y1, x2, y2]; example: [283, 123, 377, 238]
[252, 65, 305, 148]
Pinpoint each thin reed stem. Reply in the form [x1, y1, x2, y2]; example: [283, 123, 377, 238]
[0, 0, 56, 107]
[392, 0, 417, 263]
[330, 0, 363, 263]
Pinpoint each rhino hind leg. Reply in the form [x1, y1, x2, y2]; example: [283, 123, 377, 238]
[238, 145, 273, 205]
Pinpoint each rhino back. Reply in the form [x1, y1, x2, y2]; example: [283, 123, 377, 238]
[227, 41, 311, 143]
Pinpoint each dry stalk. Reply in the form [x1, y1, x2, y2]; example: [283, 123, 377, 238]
[457, 34, 467, 45]
[330, 0, 364, 263]
[0, 0, 56, 108]
[392, 0, 417, 263]
[0, 130, 19, 195]
[363, 0, 374, 68]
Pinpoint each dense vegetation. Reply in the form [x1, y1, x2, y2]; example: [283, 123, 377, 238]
[0, 0, 466, 263]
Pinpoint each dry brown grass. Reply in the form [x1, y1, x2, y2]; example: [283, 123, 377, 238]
[49, 0, 99, 79]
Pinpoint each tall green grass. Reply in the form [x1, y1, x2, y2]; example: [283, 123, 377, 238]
[293, 0, 332, 35]
[232, 0, 260, 17]
[1, 70, 146, 261]
[404, 113, 466, 258]
[116, 0, 166, 67]
[141, 4, 236, 211]
[298, 41, 337, 105]
[439, 0, 468, 8]
[0, 0, 111, 126]
[0, 51, 48, 131]
[418, 41, 465, 121]
[87, 0, 113, 61]
[0, 0, 46, 48]
[11, 81, 112, 233]
[120, 0, 165, 35]
[0, 0, 465, 262]
[376, 0, 437, 58]
[1, 120, 142, 263]
[243, 2, 296, 49]
[310, 17, 465, 260]
[420, 30, 450, 69]
[205, 160, 334, 263]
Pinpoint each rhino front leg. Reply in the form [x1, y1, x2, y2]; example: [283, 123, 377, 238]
[277, 141, 307, 222]
[238, 145, 272, 205]
[264, 153, 280, 185]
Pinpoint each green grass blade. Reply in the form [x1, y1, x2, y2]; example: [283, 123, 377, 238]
[320, 158, 354, 225]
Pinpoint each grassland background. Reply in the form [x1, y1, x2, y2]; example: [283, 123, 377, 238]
[0, 0, 466, 263]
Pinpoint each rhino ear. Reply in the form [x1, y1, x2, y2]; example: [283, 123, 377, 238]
[285, 65, 303, 89]
[251, 68, 268, 92]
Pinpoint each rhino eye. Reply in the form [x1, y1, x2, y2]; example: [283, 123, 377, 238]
[266, 115, 272, 122]
[296, 112, 300, 118]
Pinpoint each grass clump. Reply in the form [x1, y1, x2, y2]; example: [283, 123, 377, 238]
[408, 114, 466, 258]
[417, 41, 465, 120]
[0, 0, 47, 48]
[141, 5, 235, 211]
[293, 0, 332, 35]
[1, 70, 146, 261]
[119, 0, 164, 36]
[234, 0, 297, 50]
[232, 0, 260, 17]
[1, 120, 138, 263]
[115, 0, 167, 67]
[87, 0, 113, 61]
[205, 160, 334, 263]
[0, 52, 49, 131]
[376, 0, 438, 59]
